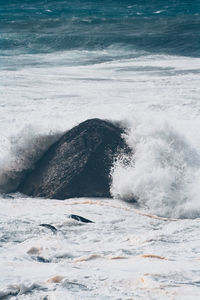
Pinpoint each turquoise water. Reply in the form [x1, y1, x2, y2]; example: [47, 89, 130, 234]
[1, 0, 200, 57]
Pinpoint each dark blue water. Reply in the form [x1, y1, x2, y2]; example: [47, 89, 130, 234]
[0, 0, 200, 57]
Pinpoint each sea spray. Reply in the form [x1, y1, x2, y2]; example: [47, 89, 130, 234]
[111, 115, 200, 218]
[1, 1, 200, 298]
[0, 125, 61, 193]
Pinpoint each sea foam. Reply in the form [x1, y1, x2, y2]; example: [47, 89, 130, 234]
[111, 116, 200, 218]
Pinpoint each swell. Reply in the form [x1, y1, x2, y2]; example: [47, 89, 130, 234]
[0, 1, 200, 57]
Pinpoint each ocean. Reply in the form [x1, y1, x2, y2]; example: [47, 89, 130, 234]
[0, 1, 200, 299]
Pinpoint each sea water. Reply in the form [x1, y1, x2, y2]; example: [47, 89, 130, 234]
[0, 1, 200, 299]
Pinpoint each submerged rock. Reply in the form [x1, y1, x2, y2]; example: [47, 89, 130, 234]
[39, 224, 57, 234]
[69, 214, 94, 223]
[19, 118, 129, 199]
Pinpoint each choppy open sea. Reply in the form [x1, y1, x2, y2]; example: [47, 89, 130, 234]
[1, 1, 200, 299]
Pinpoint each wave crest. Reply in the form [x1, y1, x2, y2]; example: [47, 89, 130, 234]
[111, 118, 200, 219]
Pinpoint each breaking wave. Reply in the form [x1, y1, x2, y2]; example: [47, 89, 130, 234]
[111, 117, 200, 219]
[1, 116, 200, 219]
[0, 125, 61, 193]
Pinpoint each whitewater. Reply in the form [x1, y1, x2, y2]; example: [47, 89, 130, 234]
[1, 51, 200, 299]
[1, 1, 200, 298]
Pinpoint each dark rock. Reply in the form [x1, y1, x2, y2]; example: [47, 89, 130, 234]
[69, 214, 94, 223]
[39, 224, 57, 234]
[35, 256, 50, 263]
[19, 118, 130, 199]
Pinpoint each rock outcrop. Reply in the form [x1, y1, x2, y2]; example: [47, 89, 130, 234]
[19, 118, 129, 199]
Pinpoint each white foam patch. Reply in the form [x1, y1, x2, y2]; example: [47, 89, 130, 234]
[111, 115, 200, 218]
[1, 52, 200, 219]
[0, 197, 200, 299]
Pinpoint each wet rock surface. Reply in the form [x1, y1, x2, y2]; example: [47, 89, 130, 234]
[19, 118, 129, 199]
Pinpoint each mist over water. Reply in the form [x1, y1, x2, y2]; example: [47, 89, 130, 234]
[1, 1, 200, 299]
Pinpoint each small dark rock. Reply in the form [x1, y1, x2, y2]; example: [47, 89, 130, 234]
[19, 118, 130, 199]
[39, 224, 57, 234]
[69, 214, 94, 223]
[35, 256, 50, 263]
